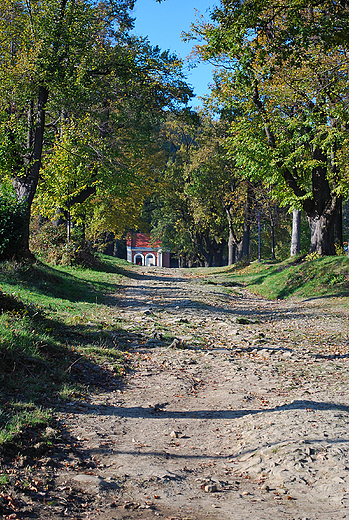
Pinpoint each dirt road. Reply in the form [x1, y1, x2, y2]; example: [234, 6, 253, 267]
[4, 266, 349, 520]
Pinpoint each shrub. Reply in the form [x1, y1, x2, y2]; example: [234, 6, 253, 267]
[0, 187, 27, 260]
[30, 220, 100, 267]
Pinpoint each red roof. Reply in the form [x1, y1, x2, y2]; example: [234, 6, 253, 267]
[127, 233, 160, 248]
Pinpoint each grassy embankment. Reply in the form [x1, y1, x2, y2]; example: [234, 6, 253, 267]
[200, 254, 349, 301]
[0, 255, 137, 452]
[1, 253, 348, 455]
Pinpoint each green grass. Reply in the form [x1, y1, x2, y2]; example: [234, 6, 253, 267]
[0, 255, 134, 449]
[196, 255, 349, 300]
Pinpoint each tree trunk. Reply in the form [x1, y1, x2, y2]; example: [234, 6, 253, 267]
[303, 149, 337, 255]
[241, 183, 252, 260]
[213, 240, 225, 267]
[308, 212, 337, 255]
[12, 86, 49, 255]
[241, 219, 250, 260]
[335, 196, 343, 248]
[228, 232, 234, 265]
[225, 205, 237, 265]
[196, 233, 214, 267]
[270, 224, 275, 259]
[232, 242, 237, 264]
[237, 240, 244, 261]
[203, 254, 213, 268]
[290, 209, 301, 256]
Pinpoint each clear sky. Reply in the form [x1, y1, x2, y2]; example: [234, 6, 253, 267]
[131, 0, 217, 108]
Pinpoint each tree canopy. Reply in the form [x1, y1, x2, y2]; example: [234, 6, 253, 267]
[1, 0, 349, 263]
[186, 0, 349, 255]
[0, 0, 193, 257]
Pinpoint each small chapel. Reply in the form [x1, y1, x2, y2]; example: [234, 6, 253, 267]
[126, 233, 171, 267]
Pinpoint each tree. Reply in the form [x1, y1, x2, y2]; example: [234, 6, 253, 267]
[152, 112, 256, 266]
[0, 0, 130, 254]
[0, 0, 192, 257]
[187, 0, 349, 255]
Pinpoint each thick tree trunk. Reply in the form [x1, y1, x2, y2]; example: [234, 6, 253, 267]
[290, 209, 301, 256]
[213, 240, 225, 267]
[232, 242, 237, 264]
[335, 196, 343, 248]
[12, 86, 49, 255]
[308, 211, 337, 255]
[237, 240, 244, 261]
[203, 254, 213, 268]
[196, 233, 214, 267]
[228, 233, 234, 265]
[303, 149, 338, 255]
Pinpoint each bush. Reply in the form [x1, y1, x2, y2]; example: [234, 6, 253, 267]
[0, 187, 27, 260]
[30, 220, 100, 268]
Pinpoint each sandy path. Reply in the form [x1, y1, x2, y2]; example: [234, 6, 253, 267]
[5, 266, 349, 520]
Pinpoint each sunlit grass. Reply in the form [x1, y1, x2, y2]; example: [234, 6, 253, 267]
[0, 402, 51, 445]
[197, 255, 349, 300]
[0, 254, 130, 449]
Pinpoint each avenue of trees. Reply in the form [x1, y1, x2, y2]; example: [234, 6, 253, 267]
[1, 0, 349, 265]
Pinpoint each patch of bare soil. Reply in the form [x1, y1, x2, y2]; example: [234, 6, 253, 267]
[2, 266, 349, 520]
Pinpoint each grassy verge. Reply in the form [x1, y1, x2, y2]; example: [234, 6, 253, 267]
[0, 255, 134, 451]
[197, 255, 349, 300]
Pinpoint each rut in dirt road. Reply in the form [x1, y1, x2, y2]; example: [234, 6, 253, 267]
[5, 266, 349, 520]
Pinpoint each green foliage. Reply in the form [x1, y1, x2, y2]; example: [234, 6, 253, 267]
[0, 186, 27, 259]
[305, 251, 321, 262]
[0, 0, 193, 257]
[152, 114, 236, 266]
[30, 220, 99, 267]
[188, 0, 349, 255]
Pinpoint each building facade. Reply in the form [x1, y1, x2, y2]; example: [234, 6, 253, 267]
[126, 233, 170, 267]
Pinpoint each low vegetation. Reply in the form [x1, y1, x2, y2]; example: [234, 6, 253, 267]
[0, 256, 132, 451]
[199, 255, 349, 300]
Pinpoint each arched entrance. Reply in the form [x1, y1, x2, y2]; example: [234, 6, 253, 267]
[145, 253, 156, 266]
[134, 254, 144, 266]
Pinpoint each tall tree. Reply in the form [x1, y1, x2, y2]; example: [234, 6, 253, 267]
[186, 0, 349, 255]
[0, 0, 192, 257]
[34, 38, 191, 240]
[152, 113, 253, 266]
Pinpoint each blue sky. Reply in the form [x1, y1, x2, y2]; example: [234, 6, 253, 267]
[131, 0, 217, 107]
